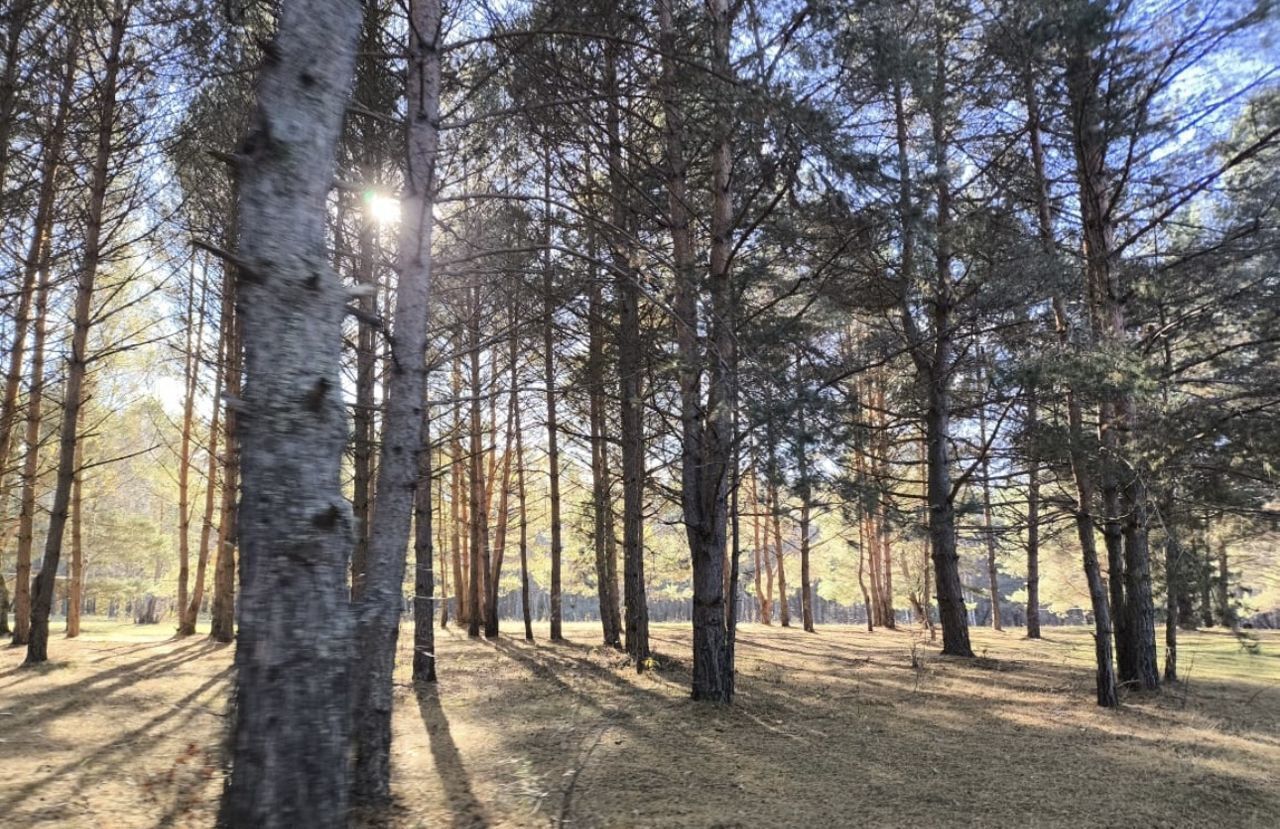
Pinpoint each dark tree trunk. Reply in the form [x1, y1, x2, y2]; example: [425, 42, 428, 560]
[541, 149, 564, 642]
[796, 363, 814, 633]
[350, 191, 377, 601]
[1024, 388, 1042, 639]
[467, 289, 489, 639]
[66, 404, 86, 638]
[209, 205, 241, 645]
[26, 14, 107, 663]
[216, 0, 363, 822]
[487, 317, 518, 640]
[414, 398, 437, 684]
[181, 276, 224, 637]
[603, 40, 650, 665]
[1065, 35, 1158, 691]
[977, 353, 1002, 632]
[514, 353, 533, 641]
[892, 45, 970, 657]
[8, 23, 75, 647]
[587, 274, 621, 648]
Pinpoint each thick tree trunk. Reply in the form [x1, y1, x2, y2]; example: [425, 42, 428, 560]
[352, 0, 438, 800]
[216, 0, 363, 822]
[657, 0, 736, 701]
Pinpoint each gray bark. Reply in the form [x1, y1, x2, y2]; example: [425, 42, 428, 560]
[216, 0, 363, 822]
[352, 0, 439, 800]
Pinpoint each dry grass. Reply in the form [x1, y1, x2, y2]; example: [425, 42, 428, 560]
[1, 618, 1277, 827]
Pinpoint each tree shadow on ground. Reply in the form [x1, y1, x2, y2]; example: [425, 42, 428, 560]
[415, 681, 489, 829]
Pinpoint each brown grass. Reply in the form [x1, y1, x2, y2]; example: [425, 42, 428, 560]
[1, 619, 1277, 827]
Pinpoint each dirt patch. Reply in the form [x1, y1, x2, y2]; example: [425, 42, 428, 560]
[1, 620, 1277, 827]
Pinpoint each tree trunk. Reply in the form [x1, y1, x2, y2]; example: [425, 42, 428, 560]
[541, 148, 564, 642]
[587, 274, 621, 648]
[487, 317, 518, 640]
[350, 191, 378, 601]
[796, 363, 814, 633]
[24, 13, 103, 662]
[66, 402, 86, 638]
[209, 194, 242, 645]
[414, 396, 437, 683]
[14, 230, 52, 648]
[216, 0, 363, 821]
[1215, 537, 1232, 626]
[180, 274, 225, 637]
[893, 51, 970, 657]
[1065, 26, 1160, 693]
[437, 466, 449, 628]
[467, 289, 490, 639]
[7, 24, 76, 647]
[514, 356, 533, 641]
[176, 267, 206, 629]
[604, 42, 649, 664]
[449, 354, 466, 626]
[351, 0, 438, 799]
[976, 353, 1002, 632]
[0, 6, 49, 515]
[1024, 388, 1041, 639]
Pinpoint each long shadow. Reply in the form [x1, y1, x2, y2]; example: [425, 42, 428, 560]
[1, 639, 218, 729]
[0, 665, 232, 818]
[415, 682, 489, 829]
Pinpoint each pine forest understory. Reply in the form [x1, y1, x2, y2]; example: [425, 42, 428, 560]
[0, 0, 1278, 826]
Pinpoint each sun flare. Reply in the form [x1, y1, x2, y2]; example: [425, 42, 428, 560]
[366, 192, 401, 225]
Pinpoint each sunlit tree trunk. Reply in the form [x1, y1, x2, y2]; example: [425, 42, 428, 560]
[216, 0, 363, 819]
[352, 0, 439, 798]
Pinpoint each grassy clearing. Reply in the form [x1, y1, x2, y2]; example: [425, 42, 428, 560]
[1, 619, 1277, 827]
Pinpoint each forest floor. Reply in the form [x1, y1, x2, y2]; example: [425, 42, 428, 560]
[1, 619, 1278, 828]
